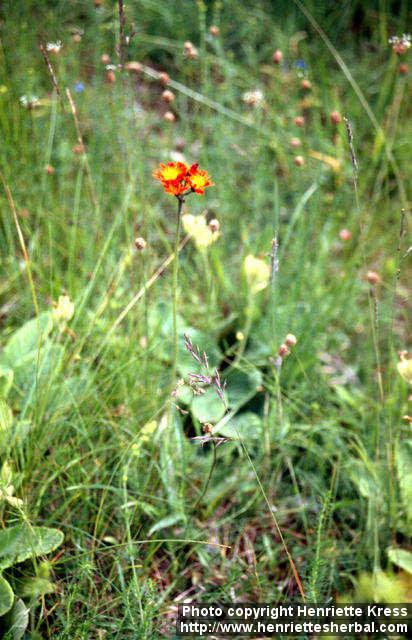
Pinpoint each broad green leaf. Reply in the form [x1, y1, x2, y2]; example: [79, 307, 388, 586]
[191, 387, 226, 424]
[217, 412, 262, 440]
[387, 548, 412, 575]
[2, 598, 29, 640]
[225, 367, 262, 407]
[1, 312, 53, 369]
[0, 525, 64, 568]
[0, 575, 14, 616]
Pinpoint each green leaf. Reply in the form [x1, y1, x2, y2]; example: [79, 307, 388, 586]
[0, 575, 14, 616]
[191, 387, 226, 423]
[0, 367, 13, 400]
[148, 514, 185, 536]
[0, 401, 13, 434]
[0, 525, 64, 568]
[2, 598, 29, 640]
[387, 548, 412, 575]
[1, 313, 53, 369]
[20, 576, 56, 598]
[225, 367, 262, 407]
[217, 412, 262, 441]
[396, 440, 412, 526]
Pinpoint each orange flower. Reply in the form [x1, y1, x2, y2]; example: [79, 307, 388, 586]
[153, 161, 189, 196]
[153, 161, 214, 197]
[187, 164, 214, 195]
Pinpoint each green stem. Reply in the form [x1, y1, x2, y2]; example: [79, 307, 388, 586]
[193, 441, 217, 512]
[171, 196, 184, 391]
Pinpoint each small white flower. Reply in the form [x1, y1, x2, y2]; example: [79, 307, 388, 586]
[19, 94, 39, 108]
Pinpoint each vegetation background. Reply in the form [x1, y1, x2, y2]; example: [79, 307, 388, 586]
[0, 0, 411, 638]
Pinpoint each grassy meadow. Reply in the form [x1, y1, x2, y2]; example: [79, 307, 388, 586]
[0, 0, 411, 637]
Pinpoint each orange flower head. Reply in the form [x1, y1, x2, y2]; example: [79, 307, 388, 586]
[153, 161, 213, 197]
[187, 164, 214, 195]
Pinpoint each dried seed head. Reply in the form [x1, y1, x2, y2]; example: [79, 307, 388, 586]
[272, 49, 283, 64]
[163, 111, 176, 123]
[366, 270, 381, 285]
[134, 237, 147, 251]
[330, 110, 342, 124]
[301, 79, 312, 90]
[125, 61, 143, 74]
[45, 164, 55, 175]
[162, 89, 175, 103]
[101, 53, 110, 64]
[285, 333, 297, 347]
[106, 69, 116, 84]
[294, 155, 305, 166]
[290, 137, 301, 148]
[399, 63, 409, 74]
[339, 228, 352, 241]
[208, 218, 220, 233]
[294, 115, 305, 127]
[159, 71, 170, 85]
[278, 343, 290, 357]
[209, 25, 220, 36]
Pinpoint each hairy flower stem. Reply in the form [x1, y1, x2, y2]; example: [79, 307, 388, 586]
[193, 441, 217, 512]
[171, 196, 184, 392]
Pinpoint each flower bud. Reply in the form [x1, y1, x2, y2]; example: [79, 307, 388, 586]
[101, 53, 110, 64]
[45, 165, 55, 174]
[366, 270, 381, 285]
[294, 155, 304, 166]
[72, 33, 82, 44]
[125, 61, 143, 74]
[272, 50, 283, 64]
[134, 237, 147, 251]
[330, 110, 341, 124]
[106, 69, 116, 84]
[290, 137, 301, 148]
[294, 115, 305, 127]
[208, 218, 220, 233]
[209, 25, 219, 36]
[339, 228, 352, 241]
[301, 79, 311, 90]
[278, 343, 290, 357]
[159, 72, 170, 85]
[285, 333, 297, 347]
[399, 63, 409, 74]
[163, 111, 176, 122]
[162, 89, 175, 103]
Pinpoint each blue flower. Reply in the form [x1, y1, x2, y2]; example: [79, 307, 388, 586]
[295, 59, 306, 69]
[74, 81, 85, 93]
